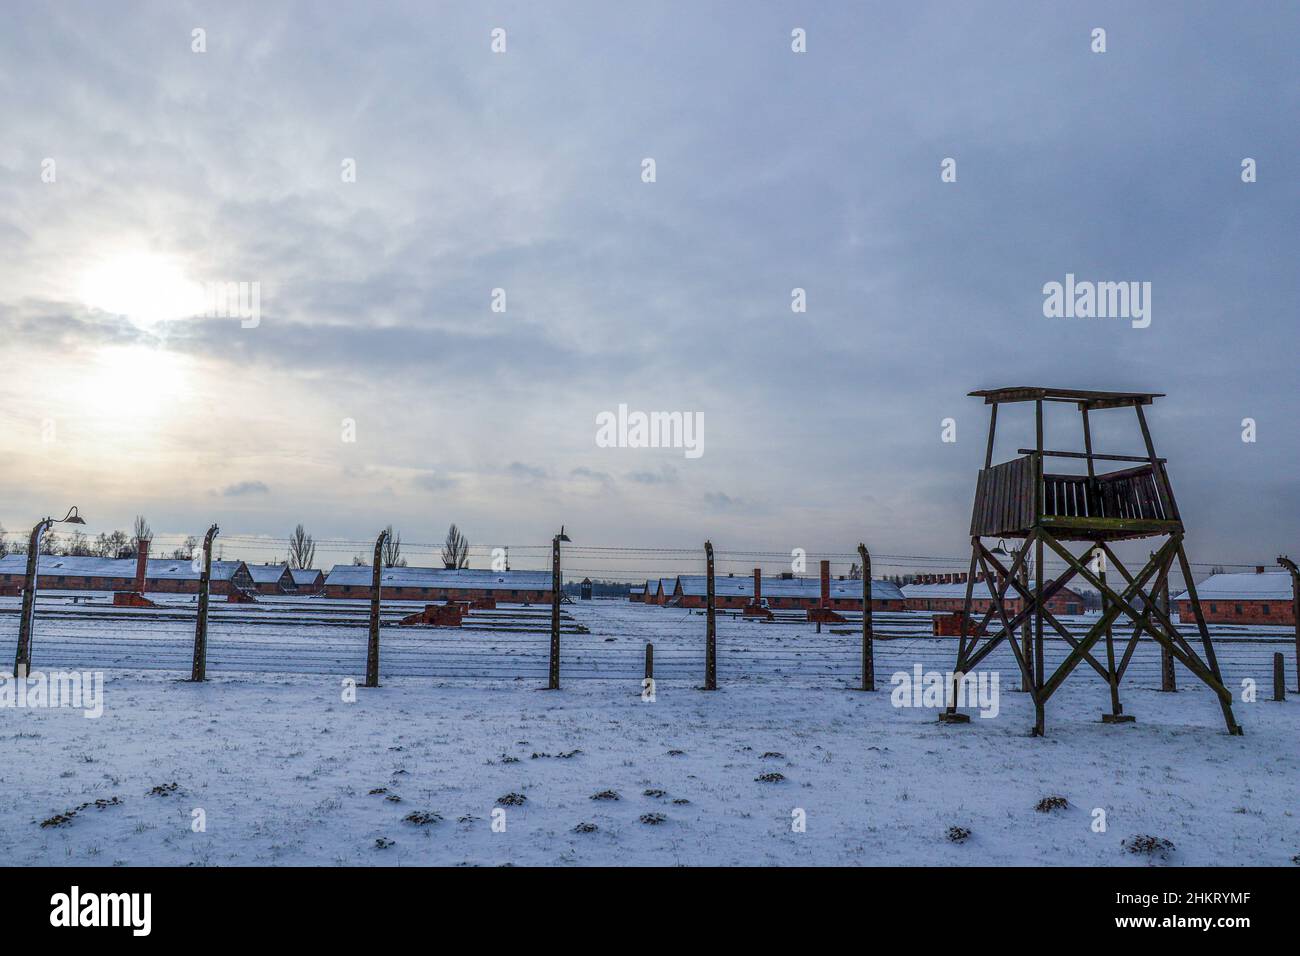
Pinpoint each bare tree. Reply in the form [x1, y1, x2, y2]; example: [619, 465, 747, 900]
[96, 530, 130, 558]
[0, 524, 8, 558]
[848, 562, 862, 580]
[382, 525, 406, 568]
[133, 515, 152, 544]
[64, 530, 93, 556]
[172, 535, 197, 560]
[288, 524, 316, 569]
[442, 523, 469, 569]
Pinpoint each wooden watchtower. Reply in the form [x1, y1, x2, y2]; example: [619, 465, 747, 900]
[943, 387, 1242, 736]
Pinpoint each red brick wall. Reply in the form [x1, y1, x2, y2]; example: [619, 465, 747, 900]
[905, 589, 1084, 615]
[1176, 599, 1296, 625]
[29, 575, 135, 590]
[322, 585, 549, 604]
[672, 594, 898, 611]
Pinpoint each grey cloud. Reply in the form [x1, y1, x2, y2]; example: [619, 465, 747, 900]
[570, 467, 612, 484]
[703, 492, 746, 513]
[506, 462, 548, 481]
[412, 472, 458, 492]
[219, 481, 270, 497]
[626, 466, 680, 485]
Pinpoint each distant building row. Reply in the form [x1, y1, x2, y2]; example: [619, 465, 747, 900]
[0, 555, 553, 604]
[900, 573, 1086, 615]
[320, 565, 552, 603]
[631, 572, 907, 611]
[0, 555, 324, 596]
[896, 568, 1297, 625]
[630, 571, 1087, 616]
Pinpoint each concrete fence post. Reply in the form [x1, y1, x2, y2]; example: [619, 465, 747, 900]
[704, 540, 716, 690]
[14, 507, 86, 675]
[1278, 556, 1299, 693]
[365, 528, 389, 689]
[858, 543, 874, 691]
[191, 523, 220, 682]
[1273, 653, 1286, 702]
[547, 526, 569, 690]
[13, 519, 51, 676]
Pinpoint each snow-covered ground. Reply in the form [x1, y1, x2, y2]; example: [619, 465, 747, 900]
[1, 600, 1296, 866]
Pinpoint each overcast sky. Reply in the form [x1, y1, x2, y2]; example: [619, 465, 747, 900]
[1, 1, 1296, 581]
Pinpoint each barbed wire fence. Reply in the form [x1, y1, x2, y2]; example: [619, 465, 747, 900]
[1, 525, 1295, 703]
[0, 528, 1277, 589]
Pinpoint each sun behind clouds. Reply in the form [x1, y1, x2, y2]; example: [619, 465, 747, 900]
[78, 251, 206, 327]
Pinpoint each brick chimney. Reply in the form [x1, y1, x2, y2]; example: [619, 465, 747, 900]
[1256, 566, 1265, 574]
[134, 538, 150, 593]
[820, 559, 830, 608]
[753, 568, 762, 604]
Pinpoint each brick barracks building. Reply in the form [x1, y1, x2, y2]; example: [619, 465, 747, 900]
[290, 567, 325, 595]
[322, 565, 551, 604]
[247, 563, 297, 595]
[0, 554, 255, 595]
[903, 573, 1085, 616]
[641, 578, 679, 606]
[1173, 569, 1296, 625]
[667, 569, 905, 611]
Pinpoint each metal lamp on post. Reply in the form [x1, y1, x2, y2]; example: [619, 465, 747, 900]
[548, 526, 570, 690]
[13, 507, 86, 676]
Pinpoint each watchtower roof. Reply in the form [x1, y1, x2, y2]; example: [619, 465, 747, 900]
[969, 387, 1164, 410]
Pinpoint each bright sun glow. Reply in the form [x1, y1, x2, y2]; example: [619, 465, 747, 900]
[79, 252, 206, 326]
[70, 346, 193, 417]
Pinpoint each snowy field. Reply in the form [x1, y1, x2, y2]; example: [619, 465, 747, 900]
[1, 599, 1296, 866]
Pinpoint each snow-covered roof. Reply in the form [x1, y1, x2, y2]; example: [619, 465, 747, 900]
[1173, 571, 1293, 603]
[0, 554, 135, 577]
[903, 582, 981, 600]
[147, 559, 246, 581]
[247, 564, 290, 584]
[290, 568, 324, 585]
[901, 580, 1083, 601]
[674, 574, 904, 601]
[0, 554, 246, 581]
[323, 565, 550, 591]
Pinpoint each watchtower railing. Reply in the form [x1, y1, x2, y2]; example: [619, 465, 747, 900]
[1043, 463, 1169, 523]
[971, 455, 1177, 538]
